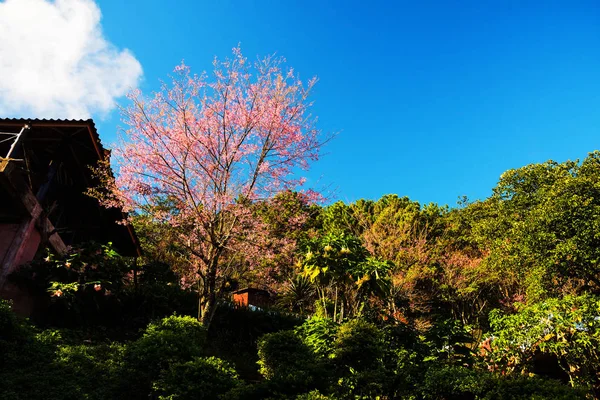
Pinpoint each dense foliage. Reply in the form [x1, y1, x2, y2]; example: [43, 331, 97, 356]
[3, 152, 600, 398]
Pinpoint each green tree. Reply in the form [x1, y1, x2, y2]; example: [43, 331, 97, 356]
[470, 152, 600, 305]
[487, 295, 600, 391]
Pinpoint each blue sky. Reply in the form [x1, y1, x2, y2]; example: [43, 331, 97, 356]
[7, 0, 600, 207]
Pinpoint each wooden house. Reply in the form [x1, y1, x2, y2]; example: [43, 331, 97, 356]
[0, 118, 140, 311]
[232, 287, 271, 308]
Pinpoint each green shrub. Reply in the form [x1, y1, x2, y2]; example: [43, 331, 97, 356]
[207, 302, 302, 379]
[0, 302, 125, 400]
[122, 315, 207, 397]
[224, 381, 282, 400]
[0, 300, 56, 379]
[49, 343, 126, 399]
[383, 347, 425, 398]
[313, 297, 335, 318]
[129, 314, 206, 364]
[258, 330, 323, 394]
[0, 299, 28, 341]
[152, 356, 240, 400]
[423, 318, 475, 366]
[421, 366, 586, 400]
[295, 390, 335, 399]
[330, 319, 387, 398]
[0, 300, 32, 368]
[10, 242, 132, 327]
[381, 323, 428, 397]
[295, 316, 338, 359]
[487, 295, 600, 392]
[484, 375, 586, 400]
[0, 305, 58, 400]
[421, 366, 488, 399]
[119, 261, 198, 331]
[333, 319, 384, 371]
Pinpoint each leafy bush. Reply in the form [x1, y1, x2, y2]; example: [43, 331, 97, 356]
[295, 390, 334, 399]
[131, 314, 206, 361]
[10, 242, 204, 339]
[207, 302, 302, 379]
[0, 300, 56, 399]
[0, 300, 52, 366]
[295, 316, 338, 359]
[1, 308, 216, 400]
[224, 381, 282, 400]
[49, 343, 126, 399]
[258, 330, 323, 395]
[122, 315, 207, 397]
[0, 299, 35, 368]
[421, 366, 585, 400]
[0, 299, 29, 341]
[9, 242, 133, 329]
[333, 319, 384, 370]
[487, 295, 600, 392]
[380, 323, 429, 397]
[331, 319, 386, 398]
[0, 300, 127, 399]
[14, 242, 129, 298]
[421, 366, 487, 399]
[152, 356, 240, 400]
[484, 375, 586, 400]
[423, 317, 475, 365]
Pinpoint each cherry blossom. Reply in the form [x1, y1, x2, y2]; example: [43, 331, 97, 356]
[93, 47, 328, 325]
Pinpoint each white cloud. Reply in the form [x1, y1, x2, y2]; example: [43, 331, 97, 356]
[0, 0, 142, 119]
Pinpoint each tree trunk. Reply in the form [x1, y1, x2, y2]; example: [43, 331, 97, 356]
[318, 287, 328, 318]
[333, 286, 338, 323]
[200, 293, 217, 327]
[198, 256, 220, 328]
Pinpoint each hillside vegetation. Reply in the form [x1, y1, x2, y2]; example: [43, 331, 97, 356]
[3, 153, 600, 399]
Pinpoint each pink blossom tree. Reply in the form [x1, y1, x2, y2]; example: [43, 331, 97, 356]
[94, 47, 327, 325]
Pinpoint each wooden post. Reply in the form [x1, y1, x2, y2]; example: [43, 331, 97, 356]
[0, 206, 40, 289]
[0, 161, 67, 290]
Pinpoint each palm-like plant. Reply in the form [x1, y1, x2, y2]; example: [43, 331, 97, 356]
[276, 275, 316, 314]
[301, 232, 392, 321]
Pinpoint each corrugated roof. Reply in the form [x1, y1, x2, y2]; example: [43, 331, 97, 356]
[0, 118, 105, 158]
[0, 118, 94, 122]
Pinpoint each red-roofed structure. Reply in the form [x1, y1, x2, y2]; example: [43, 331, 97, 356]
[232, 287, 271, 308]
